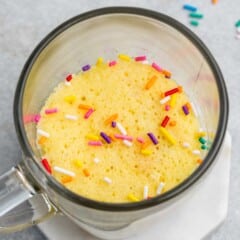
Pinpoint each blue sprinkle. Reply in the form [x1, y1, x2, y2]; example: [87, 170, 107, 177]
[183, 4, 197, 12]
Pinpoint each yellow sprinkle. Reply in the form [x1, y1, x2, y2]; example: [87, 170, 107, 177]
[86, 134, 100, 141]
[160, 127, 176, 145]
[128, 194, 139, 202]
[169, 94, 177, 107]
[141, 149, 152, 156]
[118, 54, 131, 62]
[38, 136, 47, 145]
[96, 57, 104, 66]
[74, 160, 83, 168]
[64, 95, 76, 104]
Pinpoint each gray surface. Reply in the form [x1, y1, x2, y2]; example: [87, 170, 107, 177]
[0, 0, 239, 239]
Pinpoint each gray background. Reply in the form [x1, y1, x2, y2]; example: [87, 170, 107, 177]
[0, 0, 239, 239]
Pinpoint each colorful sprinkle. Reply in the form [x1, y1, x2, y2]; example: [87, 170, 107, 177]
[82, 64, 91, 72]
[38, 136, 47, 145]
[183, 4, 197, 12]
[64, 95, 76, 104]
[34, 114, 41, 123]
[114, 134, 133, 141]
[235, 20, 240, 28]
[86, 134, 100, 141]
[96, 57, 104, 66]
[128, 194, 139, 202]
[136, 137, 145, 144]
[156, 182, 165, 194]
[123, 140, 133, 147]
[189, 12, 204, 19]
[61, 176, 73, 184]
[135, 56, 146, 62]
[83, 168, 90, 177]
[103, 177, 112, 184]
[160, 96, 171, 105]
[151, 62, 162, 72]
[41, 158, 52, 174]
[192, 150, 201, 155]
[161, 115, 170, 127]
[161, 69, 172, 78]
[104, 114, 118, 125]
[109, 61, 117, 67]
[93, 157, 100, 164]
[145, 75, 157, 90]
[74, 160, 83, 168]
[88, 141, 103, 146]
[37, 129, 50, 138]
[147, 132, 159, 145]
[212, 0, 218, 4]
[65, 114, 78, 121]
[53, 166, 75, 177]
[116, 122, 127, 135]
[78, 104, 92, 110]
[100, 132, 112, 144]
[182, 142, 190, 148]
[197, 159, 203, 164]
[169, 121, 176, 127]
[182, 105, 189, 115]
[141, 141, 151, 149]
[165, 105, 170, 111]
[118, 54, 131, 61]
[169, 94, 177, 107]
[141, 149, 152, 156]
[143, 185, 149, 200]
[84, 108, 94, 119]
[190, 20, 199, 27]
[111, 121, 117, 128]
[164, 87, 181, 97]
[160, 127, 176, 145]
[201, 145, 208, 150]
[199, 137, 207, 144]
[45, 108, 58, 114]
[66, 74, 72, 82]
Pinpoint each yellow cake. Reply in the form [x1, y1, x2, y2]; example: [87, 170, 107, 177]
[36, 55, 206, 203]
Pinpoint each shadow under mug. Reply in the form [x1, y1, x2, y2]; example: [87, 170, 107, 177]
[0, 7, 228, 240]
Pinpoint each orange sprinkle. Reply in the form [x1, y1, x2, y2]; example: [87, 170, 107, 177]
[212, 0, 218, 4]
[141, 140, 151, 149]
[109, 134, 116, 142]
[186, 102, 192, 110]
[169, 121, 176, 126]
[161, 69, 172, 78]
[178, 86, 183, 93]
[83, 168, 90, 177]
[104, 113, 118, 125]
[61, 176, 73, 184]
[78, 104, 92, 110]
[197, 159, 203, 164]
[38, 136, 47, 145]
[145, 75, 157, 90]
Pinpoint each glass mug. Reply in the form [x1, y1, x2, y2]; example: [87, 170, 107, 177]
[0, 7, 228, 239]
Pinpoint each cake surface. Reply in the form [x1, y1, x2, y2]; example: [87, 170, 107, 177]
[37, 56, 205, 203]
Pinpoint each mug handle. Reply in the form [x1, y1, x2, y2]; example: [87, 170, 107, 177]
[0, 165, 57, 232]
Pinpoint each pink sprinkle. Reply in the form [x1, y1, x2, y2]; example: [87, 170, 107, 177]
[114, 134, 134, 141]
[165, 105, 170, 111]
[135, 56, 147, 62]
[84, 108, 94, 119]
[152, 62, 162, 72]
[45, 108, 58, 114]
[23, 115, 34, 124]
[34, 114, 41, 123]
[109, 61, 117, 67]
[66, 74, 72, 82]
[88, 141, 103, 146]
[136, 137, 145, 144]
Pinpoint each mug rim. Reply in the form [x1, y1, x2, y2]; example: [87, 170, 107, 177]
[14, 6, 229, 211]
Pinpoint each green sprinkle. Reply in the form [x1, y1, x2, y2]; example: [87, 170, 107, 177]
[235, 20, 240, 27]
[190, 20, 199, 27]
[189, 12, 204, 19]
[199, 137, 207, 144]
[201, 145, 208, 150]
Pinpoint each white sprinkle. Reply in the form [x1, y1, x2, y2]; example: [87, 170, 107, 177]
[103, 177, 112, 184]
[236, 27, 240, 34]
[116, 122, 127, 135]
[156, 182, 165, 195]
[37, 129, 50, 138]
[123, 140, 133, 147]
[182, 142, 190, 148]
[160, 96, 171, 105]
[65, 81, 71, 86]
[142, 60, 149, 65]
[65, 114, 78, 121]
[190, 102, 198, 117]
[53, 166, 75, 177]
[192, 150, 201, 155]
[93, 157, 100, 164]
[143, 185, 149, 200]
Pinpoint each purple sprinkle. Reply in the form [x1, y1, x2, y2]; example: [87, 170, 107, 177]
[182, 105, 189, 115]
[82, 64, 91, 72]
[147, 132, 159, 145]
[111, 121, 117, 128]
[100, 132, 111, 144]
